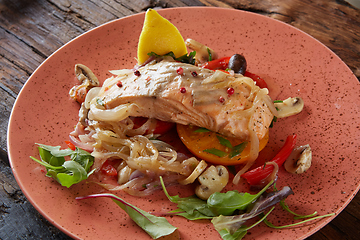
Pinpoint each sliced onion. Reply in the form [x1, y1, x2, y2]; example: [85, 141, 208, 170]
[178, 159, 207, 185]
[89, 101, 137, 122]
[84, 87, 101, 109]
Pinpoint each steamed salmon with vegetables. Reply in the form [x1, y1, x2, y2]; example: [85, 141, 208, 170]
[30, 9, 325, 240]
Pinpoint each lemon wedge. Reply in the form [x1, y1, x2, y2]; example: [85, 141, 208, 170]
[137, 9, 187, 64]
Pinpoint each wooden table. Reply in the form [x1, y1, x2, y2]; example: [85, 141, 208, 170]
[1, 0, 359, 239]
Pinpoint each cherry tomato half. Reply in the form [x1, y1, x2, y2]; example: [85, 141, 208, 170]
[177, 124, 269, 165]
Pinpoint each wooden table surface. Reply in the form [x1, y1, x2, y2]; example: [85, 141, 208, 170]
[1, 0, 359, 239]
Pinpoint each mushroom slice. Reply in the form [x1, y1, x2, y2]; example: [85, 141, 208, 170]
[75, 64, 100, 88]
[69, 64, 100, 102]
[195, 165, 229, 200]
[274, 97, 304, 118]
[185, 38, 218, 64]
[284, 144, 312, 174]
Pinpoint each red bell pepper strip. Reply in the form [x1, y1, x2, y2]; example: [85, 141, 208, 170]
[244, 71, 268, 89]
[201, 56, 231, 70]
[241, 134, 297, 186]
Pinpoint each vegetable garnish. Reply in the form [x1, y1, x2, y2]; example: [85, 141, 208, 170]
[137, 9, 187, 64]
[147, 51, 196, 64]
[75, 193, 178, 239]
[177, 124, 269, 166]
[244, 71, 268, 89]
[241, 134, 297, 186]
[201, 56, 231, 70]
[159, 177, 309, 240]
[30, 144, 95, 188]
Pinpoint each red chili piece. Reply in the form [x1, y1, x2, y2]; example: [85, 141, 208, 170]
[134, 70, 141, 76]
[227, 87, 234, 95]
[191, 71, 198, 77]
[65, 140, 76, 151]
[176, 67, 184, 75]
[116, 81, 123, 88]
[180, 87, 186, 93]
[219, 96, 225, 103]
[241, 134, 297, 186]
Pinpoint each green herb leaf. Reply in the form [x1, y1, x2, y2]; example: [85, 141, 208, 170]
[229, 142, 248, 158]
[216, 135, 233, 149]
[207, 180, 273, 216]
[273, 100, 283, 103]
[194, 127, 210, 133]
[269, 116, 277, 128]
[76, 193, 177, 239]
[148, 51, 196, 65]
[203, 148, 227, 157]
[96, 98, 105, 106]
[30, 144, 94, 188]
[207, 48, 212, 62]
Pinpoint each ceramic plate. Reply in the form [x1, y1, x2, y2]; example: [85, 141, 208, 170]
[7, 7, 360, 240]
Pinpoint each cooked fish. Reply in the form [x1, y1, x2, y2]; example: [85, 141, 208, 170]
[88, 58, 276, 141]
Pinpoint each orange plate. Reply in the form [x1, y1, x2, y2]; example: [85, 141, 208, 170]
[7, 7, 360, 240]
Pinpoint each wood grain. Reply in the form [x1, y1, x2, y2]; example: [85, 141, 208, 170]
[0, 0, 359, 239]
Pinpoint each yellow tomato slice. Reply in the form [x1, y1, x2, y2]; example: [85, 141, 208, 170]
[137, 9, 188, 64]
[177, 124, 269, 165]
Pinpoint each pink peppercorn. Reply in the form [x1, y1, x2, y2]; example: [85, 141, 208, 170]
[116, 81, 123, 87]
[227, 87, 235, 95]
[180, 87, 186, 93]
[191, 71, 198, 77]
[219, 96, 225, 103]
[134, 70, 141, 76]
[176, 67, 184, 75]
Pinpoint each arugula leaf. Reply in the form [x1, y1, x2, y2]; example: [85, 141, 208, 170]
[207, 180, 274, 216]
[217, 227, 247, 240]
[213, 207, 275, 238]
[262, 212, 335, 229]
[76, 193, 177, 239]
[30, 143, 94, 188]
[160, 176, 215, 219]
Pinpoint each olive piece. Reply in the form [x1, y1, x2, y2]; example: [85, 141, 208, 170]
[228, 54, 247, 74]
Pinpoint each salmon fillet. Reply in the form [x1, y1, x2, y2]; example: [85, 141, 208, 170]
[93, 59, 274, 141]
